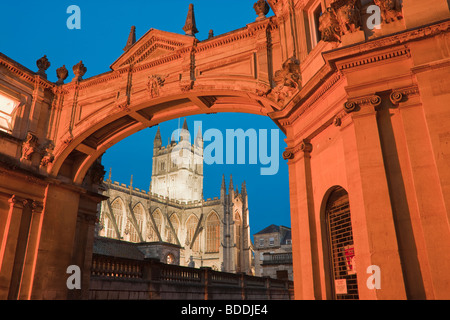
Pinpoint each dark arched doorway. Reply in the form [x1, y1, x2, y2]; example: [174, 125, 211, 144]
[324, 187, 359, 300]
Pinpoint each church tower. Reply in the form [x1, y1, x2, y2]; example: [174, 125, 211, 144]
[150, 119, 203, 202]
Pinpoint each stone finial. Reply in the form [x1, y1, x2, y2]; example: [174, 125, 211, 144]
[56, 65, 69, 85]
[36, 55, 50, 78]
[254, 0, 270, 21]
[183, 3, 199, 37]
[208, 29, 214, 39]
[123, 26, 136, 51]
[72, 60, 87, 82]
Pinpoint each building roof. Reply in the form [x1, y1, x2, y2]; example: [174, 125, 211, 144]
[93, 237, 145, 260]
[254, 224, 292, 244]
[255, 224, 281, 235]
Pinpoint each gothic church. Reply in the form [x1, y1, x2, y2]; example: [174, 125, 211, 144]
[97, 119, 253, 274]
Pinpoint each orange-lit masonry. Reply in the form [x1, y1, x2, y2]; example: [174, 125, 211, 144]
[0, 0, 450, 299]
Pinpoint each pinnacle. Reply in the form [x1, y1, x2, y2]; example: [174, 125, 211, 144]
[183, 3, 199, 37]
[182, 118, 189, 131]
[124, 26, 136, 51]
[154, 126, 161, 141]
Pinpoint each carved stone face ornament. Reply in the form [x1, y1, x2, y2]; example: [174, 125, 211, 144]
[374, 0, 403, 23]
[331, 0, 362, 35]
[269, 57, 301, 104]
[319, 8, 342, 43]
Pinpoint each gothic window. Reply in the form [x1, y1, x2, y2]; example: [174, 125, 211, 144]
[148, 209, 162, 242]
[166, 213, 179, 245]
[130, 204, 144, 243]
[111, 198, 124, 239]
[104, 213, 115, 239]
[160, 161, 166, 171]
[0, 92, 19, 133]
[206, 212, 220, 253]
[325, 187, 359, 300]
[186, 215, 200, 252]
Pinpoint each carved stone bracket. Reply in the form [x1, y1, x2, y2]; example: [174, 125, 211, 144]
[268, 56, 301, 105]
[40, 141, 55, 167]
[21, 132, 39, 161]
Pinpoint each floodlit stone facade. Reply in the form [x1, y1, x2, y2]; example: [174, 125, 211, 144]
[0, 0, 449, 300]
[97, 121, 253, 274]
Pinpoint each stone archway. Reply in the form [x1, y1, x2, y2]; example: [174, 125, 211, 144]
[1, 0, 450, 301]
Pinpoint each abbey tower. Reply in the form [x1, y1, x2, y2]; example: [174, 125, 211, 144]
[96, 121, 253, 274]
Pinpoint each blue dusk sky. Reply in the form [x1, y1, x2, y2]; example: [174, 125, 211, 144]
[0, 1, 291, 238]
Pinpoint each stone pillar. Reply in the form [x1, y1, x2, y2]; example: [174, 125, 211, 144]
[68, 192, 105, 300]
[340, 101, 407, 300]
[393, 80, 450, 299]
[28, 184, 81, 300]
[283, 140, 321, 300]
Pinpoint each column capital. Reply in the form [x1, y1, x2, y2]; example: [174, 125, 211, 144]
[283, 139, 313, 160]
[344, 94, 382, 114]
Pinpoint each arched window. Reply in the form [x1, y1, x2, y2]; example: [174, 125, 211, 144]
[166, 253, 175, 265]
[206, 212, 220, 253]
[325, 187, 359, 300]
[0, 92, 19, 133]
[186, 215, 200, 252]
[148, 209, 162, 242]
[111, 198, 124, 239]
[166, 213, 179, 245]
[103, 209, 115, 239]
[130, 204, 144, 243]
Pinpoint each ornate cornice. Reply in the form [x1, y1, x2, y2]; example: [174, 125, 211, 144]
[324, 19, 450, 68]
[0, 55, 55, 90]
